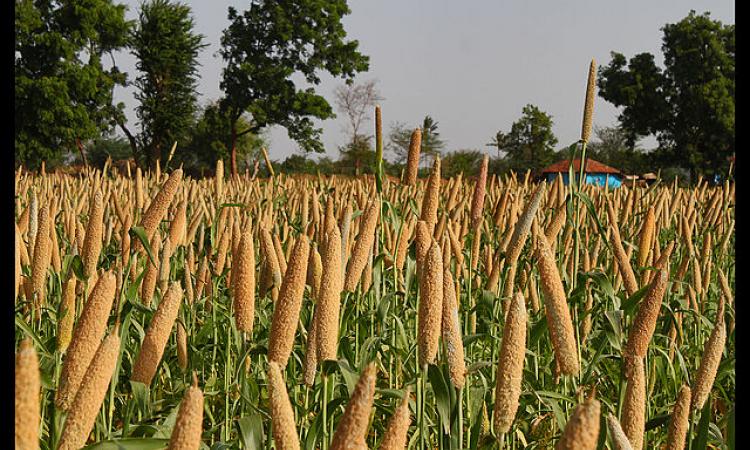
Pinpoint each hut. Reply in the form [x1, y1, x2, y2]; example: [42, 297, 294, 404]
[539, 158, 623, 188]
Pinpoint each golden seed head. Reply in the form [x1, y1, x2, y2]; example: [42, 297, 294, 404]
[141, 234, 162, 305]
[624, 268, 669, 360]
[269, 235, 310, 367]
[31, 205, 51, 299]
[267, 361, 300, 450]
[15, 338, 40, 450]
[177, 322, 188, 370]
[442, 267, 465, 388]
[303, 306, 319, 387]
[404, 128, 422, 186]
[507, 182, 546, 264]
[581, 58, 597, 143]
[607, 203, 639, 296]
[415, 220, 431, 272]
[637, 207, 656, 268]
[317, 227, 343, 361]
[379, 388, 412, 450]
[260, 227, 282, 293]
[420, 158, 441, 231]
[470, 154, 490, 230]
[665, 385, 691, 450]
[418, 240, 443, 367]
[621, 356, 646, 450]
[330, 363, 377, 450]
[132, 282, 183, 386]
[233, 230, 256, 334]
[344, 199, 380, 291]
[606, 413, 633, 450]
[167, 376, 205, 450]
[56, 271, 116, 411]
[137, 169, 183, 251]
[58, 330, 121, 450]
[555, 397, 601, 450]
[168, 200, 188, 250]
[534, 231, 579, 376]
[691, 315, 726, 411]
[57, 278, 77, 353]
[81, 191, 104, 278]
[493, 292, 527, 435]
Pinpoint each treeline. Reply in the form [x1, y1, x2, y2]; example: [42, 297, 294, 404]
[16, 2, 732, 181]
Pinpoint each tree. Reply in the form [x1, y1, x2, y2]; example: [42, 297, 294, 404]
[15, 0, 131, 169]
[490, 104, 558, 172]
[85, 134, 133, 168]
[334, 79, 383, 144]
[125, 0, 207, 169]
[338, 134, 374, 175]
[219, 0, 369, 175]
[388, 115, 445, 165]
[441, 149, 484, 178]
[598, 11, 734, 178]
[179, 101, 268, 176]
[586, 125, 648, 175]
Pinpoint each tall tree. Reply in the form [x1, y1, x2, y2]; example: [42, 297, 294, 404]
[125, 0, 207, 169]
[586, 125, 648, 175]
[179, 101, 268, 175]
[598, 11, 734, 178]
[15, 0, 131, 169]
[219, 0, 369, 175]
[334, 79, 383, 143]
[441, 149, 484, 178]
[388, 115, 445, 165]
[490, 104, 558, 173]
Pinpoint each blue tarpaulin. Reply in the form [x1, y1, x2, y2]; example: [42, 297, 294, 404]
[545, 173, 622, 188]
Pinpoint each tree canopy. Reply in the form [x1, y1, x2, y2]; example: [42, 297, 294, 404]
[598, 11, 734, 178]
[15, 0, 132, 168]
[218, 0, 369, 175]
[127, 0, 207, 169]
[489, 104, 558, 173]
[388, 115, 445, 165]
[179, 102, 268, 177]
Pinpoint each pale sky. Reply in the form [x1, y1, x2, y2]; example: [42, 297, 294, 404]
[111, 0, 734, 162]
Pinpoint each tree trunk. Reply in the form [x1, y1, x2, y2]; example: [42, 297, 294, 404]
[230, 124, 238, 177]
[75, 138, 88, 167]
[118, 123, 140, 170]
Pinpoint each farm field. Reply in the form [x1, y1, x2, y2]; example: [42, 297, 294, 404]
[14, 156, 734, 449]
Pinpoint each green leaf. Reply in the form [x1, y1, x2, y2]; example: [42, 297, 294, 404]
[237, 413, 264, 450]
[692, 399, 712, 450]
[129, 226, 157, 268]
[130, 380, 151, 418]
[70, 254, 85, 281]
[82, 438, 169, 450]
[427, 364, 452, 434]
[574, 191, 611, 252]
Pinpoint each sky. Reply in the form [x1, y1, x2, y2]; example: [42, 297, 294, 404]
[111, 0, 735, 163]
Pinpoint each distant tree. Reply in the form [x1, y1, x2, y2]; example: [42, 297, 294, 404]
[441, 149, 484, 178]
[15, 0, 131, 169]
[334, 80, 383, 144]
[280, 154, 315, 174]
[219, 0, 369, 175]
[338, 134, 374, 176]
[490, 104, 558, 172]
[598, 11, 734, 178]
[586, 125, 648, 175]
[388, 115, 445, 164]
[124, 0, 207, 169]
[180, 101, 267, 174]
[85, 135, 133, 168]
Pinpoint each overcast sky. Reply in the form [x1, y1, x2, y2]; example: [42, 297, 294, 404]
[111, 0, 734, 162]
